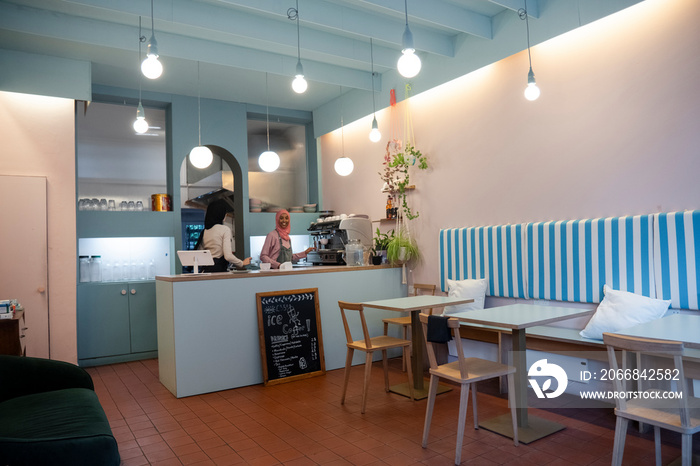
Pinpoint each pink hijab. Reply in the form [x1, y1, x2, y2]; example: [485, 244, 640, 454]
[275, 209, 291, 241]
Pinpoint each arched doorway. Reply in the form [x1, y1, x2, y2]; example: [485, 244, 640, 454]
[179, 145, 245, 259]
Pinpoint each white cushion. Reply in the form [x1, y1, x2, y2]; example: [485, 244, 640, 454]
[579, 285, 671, 340]
[442, 278, 488, 315]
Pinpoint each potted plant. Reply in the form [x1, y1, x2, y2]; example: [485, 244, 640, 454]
[386, 226, 419, 265]
[379, 142, 428, 220]
[372, 228, 394, 265]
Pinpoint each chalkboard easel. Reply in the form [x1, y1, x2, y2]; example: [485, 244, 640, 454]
[256, 288, 326, 386]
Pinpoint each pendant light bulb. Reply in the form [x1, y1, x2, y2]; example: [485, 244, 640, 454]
[259, 151, 281, 172]
[524, 67, 540, 101]
[292, 63, 307, 94]
[334, 157, 354, 176]
[133, 103, 149, 133]
[141, 37, 162, 79]
[189, 145, 213, 169]
[397, 4, 421, 78]
[369, 117, 381, 142]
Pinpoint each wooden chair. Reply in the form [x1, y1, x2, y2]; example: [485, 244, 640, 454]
[420, 313, 518, 465]
[382, 283, 436, 371]
[339, 301, 414, 414]
[603, 332, 700, 466]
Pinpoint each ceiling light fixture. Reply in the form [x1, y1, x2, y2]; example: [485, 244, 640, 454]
[369, 38, 381, 143]
[397, 0, 421, 78]
[141, 0, 162, 79]
[133, 17, 149, 134]
[519, 1, 540, 101]
[189, 62, 213, 169]
[334, 88, 354, 176]
[288, 1, 307, 94]
[259, 73, 281, 173]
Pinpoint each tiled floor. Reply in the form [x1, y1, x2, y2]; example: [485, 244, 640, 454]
[88, 359, 697, 465]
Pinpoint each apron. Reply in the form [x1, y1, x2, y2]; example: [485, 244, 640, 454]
[201, 256, 228, 273]
[276, 231, 293, 264]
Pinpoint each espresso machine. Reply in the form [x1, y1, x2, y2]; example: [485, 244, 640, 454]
[306, 216, 372, 265]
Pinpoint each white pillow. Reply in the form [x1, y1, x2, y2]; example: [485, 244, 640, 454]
[579, 285, 671, 340]
[442, 278, 488, 315]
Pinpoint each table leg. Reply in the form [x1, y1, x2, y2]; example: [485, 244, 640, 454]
[479, 328, 566, 443]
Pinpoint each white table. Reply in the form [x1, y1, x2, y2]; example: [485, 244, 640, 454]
[361, 295, 475, 399]
[613, 314, 700, 349]
[449, 303, 594, 443]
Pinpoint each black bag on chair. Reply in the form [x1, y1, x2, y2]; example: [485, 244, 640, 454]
[426, 315, 452, 343]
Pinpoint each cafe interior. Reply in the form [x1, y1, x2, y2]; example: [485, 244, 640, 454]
[1, 0, 699, 464]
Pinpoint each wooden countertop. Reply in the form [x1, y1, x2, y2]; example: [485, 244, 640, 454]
[156, 264, 397, 282]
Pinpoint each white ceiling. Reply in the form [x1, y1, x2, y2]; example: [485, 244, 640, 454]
[0, 0, 639, 115]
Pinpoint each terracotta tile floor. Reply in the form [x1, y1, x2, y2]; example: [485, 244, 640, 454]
[87, 359, 698, 465]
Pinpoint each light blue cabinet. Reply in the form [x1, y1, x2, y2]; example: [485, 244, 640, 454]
[77, 281, 158, 366]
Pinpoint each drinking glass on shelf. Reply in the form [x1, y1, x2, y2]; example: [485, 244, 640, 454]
[127, 201, 135, 211]
[108, 200, 116, 211]
[119, 201, 128, 211]
[136, 201, 144, 211]
[99, 199, 108, 211]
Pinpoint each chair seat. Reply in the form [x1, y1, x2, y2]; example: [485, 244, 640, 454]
[348, 335, 411, 351]
[382, 316, 411, 327]
[430, 358, 515, 385]
[617, 395, 700, 434]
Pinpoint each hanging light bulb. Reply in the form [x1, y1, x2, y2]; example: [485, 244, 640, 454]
[292, 60, 307, 94]
[259, 74, 281, 172]
[141, 0, 162, 79]
[133, 102, 149, 133]
[334, 110, 353, 176]
[289, 2, 307, 94]
[520, 2, 540, 101]
[133, 17, 149, 134]
[189, 62, 213, 169]
[524, 68, 540, 101]
[397, 1, 421, 78]
[368, 38, 382, 143]
[369, 117, 381, 142]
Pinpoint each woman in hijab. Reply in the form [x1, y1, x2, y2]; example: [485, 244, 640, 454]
[195, 199, 251, 272]
[260, 209, 314, 269]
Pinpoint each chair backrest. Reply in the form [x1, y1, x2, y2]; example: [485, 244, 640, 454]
[602, 332, 690, 426]
[420, 313, 469, 378]
[413, 283, 437, 314]
[338, 301, 373, 349]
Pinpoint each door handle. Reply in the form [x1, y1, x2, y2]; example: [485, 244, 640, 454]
[130, 289, 136, 295]
[121, 289, 127, 295]
[37, 287, 45, 293]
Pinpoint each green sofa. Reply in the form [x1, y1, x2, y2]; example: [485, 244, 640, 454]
[0, 355, 120, 466]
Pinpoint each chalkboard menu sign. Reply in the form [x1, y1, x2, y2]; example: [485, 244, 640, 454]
[256, 288, 326, 386]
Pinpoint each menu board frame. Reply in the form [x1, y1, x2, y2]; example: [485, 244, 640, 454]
[256, 288, 326, 386]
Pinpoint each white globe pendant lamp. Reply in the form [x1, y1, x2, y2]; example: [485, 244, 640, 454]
[133, 18, 149, 134]
[141, 0, 162, 80]
[334, 110, 353, 177]
[259, 73, 280, 172]
[520, 2, 540, 101]
[397, 1, 421, 78]
[189, 61, 213, 169]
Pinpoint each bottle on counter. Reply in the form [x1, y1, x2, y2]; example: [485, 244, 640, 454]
[148, 259, 156, 280]
[89, 255, 102, 282]
[129, 261, 138, 280]
[138, 260, 146, 280]
[102, 260, 112, 282]
[79, 256, 90, 283]
[385, 196, 393, 219]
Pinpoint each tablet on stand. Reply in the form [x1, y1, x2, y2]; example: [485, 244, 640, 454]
[177, 250, 215, 274]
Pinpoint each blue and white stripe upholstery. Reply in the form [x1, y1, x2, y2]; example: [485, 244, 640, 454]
[439, 224, 527, 298]
[653, 210, 700, 310]
[526, 215, 655, 303]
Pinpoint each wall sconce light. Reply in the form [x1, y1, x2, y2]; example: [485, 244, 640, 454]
[288, 1, 307, 94]
[133, 17, 149, 134]
[369, 38, 381, 143]
[397, 0, 421, 78]
[519, 1, 540, 101]
[189, 62, 213, 169]
[141, 0, 163, 80]
[259, 73, 281, 172]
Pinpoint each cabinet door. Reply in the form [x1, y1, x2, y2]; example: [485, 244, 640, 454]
[77, 284, 130, 359]
[128, 282, 158, 353]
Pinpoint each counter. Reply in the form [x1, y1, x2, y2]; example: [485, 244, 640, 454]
[156, 265, 405, 397]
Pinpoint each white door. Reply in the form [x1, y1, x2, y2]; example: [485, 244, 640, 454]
[0, 175, 49, 358]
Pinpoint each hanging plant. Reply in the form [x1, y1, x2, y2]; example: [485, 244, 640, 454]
[379, 142, 427, 220]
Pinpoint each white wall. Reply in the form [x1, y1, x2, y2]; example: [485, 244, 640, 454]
[319, 0, 700, 289]
[0, 91, 77, 363]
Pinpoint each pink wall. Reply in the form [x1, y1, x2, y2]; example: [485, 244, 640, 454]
[0, 92, 77, 362]
[319, 0, 700, 289]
